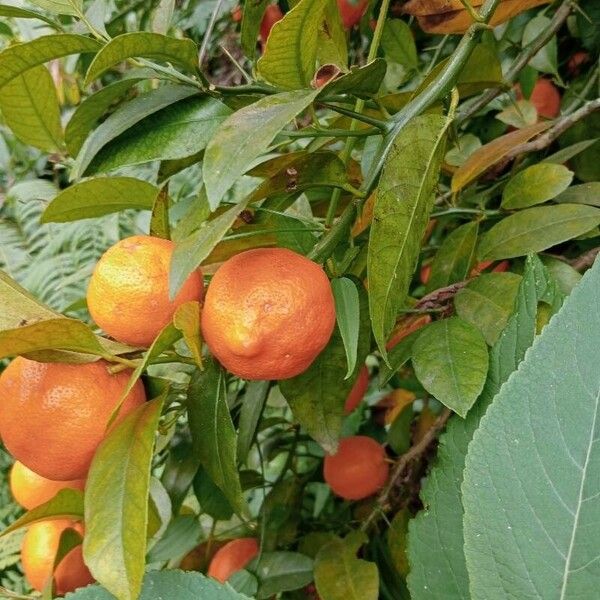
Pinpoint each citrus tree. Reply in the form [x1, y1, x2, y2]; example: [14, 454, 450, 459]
[0, 0, 599, 599]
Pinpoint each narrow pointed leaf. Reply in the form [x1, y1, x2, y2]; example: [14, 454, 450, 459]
[240, 0, 270, 57]
[332, 277, 360, 378]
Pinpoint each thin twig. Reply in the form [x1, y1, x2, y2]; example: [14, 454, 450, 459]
[415, 280, 470, 311]
[570, 247, 600, 271]
[362, 408, 453, 531]
[198, 0, 225, 67]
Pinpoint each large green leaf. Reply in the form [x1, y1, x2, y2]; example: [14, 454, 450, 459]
[29, 0, 81, 15]
[314, 532, 379, 600]
[251, 552, 314, 599]
[426, 221, 478, 292]
[0, 4, 61, 27]
[454, 273, 522, 346]
[257, 0, 325, 89]
[368, 113, 450, 360]
[42, 177, 159, 223]
[280, 282, 369, 453]
[412, 317, 489, 417]
[0, 34, 101, 90]
[62, 570, 251, 599]
[84, 33, 198, 85]
[462, 257, 600, 599]
[84, 396, 165, 600]
[203, 88, 319, 209]
[87, 96, 231, 174]
[502, 164, 574, 209]
[0, 64, 63, 152]
[478, 204, 600, 261]
[407, 255, 563, 600]
[187, 360, 246, 516]
[331, 277, 360, 378]
[555, 182, 600, 207]
[71, 84, 198, 178]
[240, 0, 270, 57]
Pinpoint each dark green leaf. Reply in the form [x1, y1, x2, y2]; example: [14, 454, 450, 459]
[150, 186, 171, 239]
[251, 552, 313, 599]
[146, 515, 201, 564]
[379, 328, 424, 386]
[412, 317, 489, 417]
[241, 0, 269, 57]
[160, 438, 199, 515]
[332, 277, 360, 378]
[387, 405, 414, 455]
[260, 478, 303, 552]
[321, 59, 387, 98]
[193, 465, 234, 521]
[237, 381, 270, 463]
[502, 164, 574, 209]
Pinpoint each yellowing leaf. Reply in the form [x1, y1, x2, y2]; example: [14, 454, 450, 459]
[173, 301, 202, 367]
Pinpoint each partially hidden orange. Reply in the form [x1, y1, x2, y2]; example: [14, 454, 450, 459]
[201, 248, 336, 380]
[87, 235, 203, 347]
[207, 538, 260, 583]
[10, 461, 85, 510]
[0, 357, 146, 480]
[517, 78, 561, 120]
[21, 519, 93, 595]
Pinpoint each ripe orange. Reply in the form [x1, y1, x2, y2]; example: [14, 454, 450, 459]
[87, 235, 203, 347]
[260, 5, 284, 46]
[0, 357, 146, 480]
[10, 461, 85, 510]
[324, 436, 389, 500]
[338, 0, 368, 29]
[207, 538, 260, 583]
[517, 79, 561, 120]
[344, 366, 369, 414]
[201, 248, 336, 380]
[21, 519, 93, 595]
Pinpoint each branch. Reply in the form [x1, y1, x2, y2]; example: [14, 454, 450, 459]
[362, 408, 453, 531]
[570, 247, 600, 272]
[506, 98, 600, 159]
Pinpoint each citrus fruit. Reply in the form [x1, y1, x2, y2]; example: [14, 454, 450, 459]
[10, 461, 85, 510]
[201, 248, 336, 380]
[21, 519, 93, 595]
[344, 366, 369, 414]
[324, 436, 389, 500]
[0, 357, 146, 480]
[517, 79, 560, 120]
[567, 51, 589, 77]
[207, 538, 260, 583]
[260, 4, 284, 46]
[338, 0, 368, 29]
[87, 235, 203, 347]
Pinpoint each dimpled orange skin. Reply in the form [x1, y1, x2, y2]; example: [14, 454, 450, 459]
[21, 520, 94, 595]
[0, 357, 146, 480]
[324, 436, 389, 500]
[10, 461, 85, 510]
[201, 248, 336, 380]
[87, 235, 204, 347]
[344, 366, 369, 414]
[207, 538, 260, 583]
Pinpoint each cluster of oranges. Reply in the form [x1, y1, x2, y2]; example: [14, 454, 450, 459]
[0, 235, 391, 592]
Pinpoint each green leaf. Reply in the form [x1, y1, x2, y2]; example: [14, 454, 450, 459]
[454, 273, 522, 346]
[556, 182, 600, 207]
[150, 185, 171, 240]
[0, 489, 83, 538]
[379, 328, 424, 386]
[316, 0, 348, 73]
[251, 552, 314, 599]
[0, 4, 61, 27]
[260, 478, 303, 552]
[173, 301, 202, 367]
[322, 59, 387, 98]
[523, 16, 558, 75]
[170, 198, 249, 297]
[145, 515, 201, 564]
[332, 277, 360, 378]
[193, 465, 234, 521]
[42, 177, 158, 223]
[0, 64, 63, 152]
[85, 33, 198, 85]
[72, 84, 198, 178]
[187, 360, 246, 516]
[87, 96, 231, 174]
[257, 0, 325, 89]
[381, 19, 418, 71]
[477, 204, 600, 261]
[237, 381, 270, 463]
[29, 0, 81, 15]
[426, 221, 478, 292]
[65, 75, 149, 156]
[0, 34, 101, 90]
[412, 317, 489, 417]
[502, 164, 574, 209]
[62, 570, 251, 599]
[160, 438, 199, 515]
[368, 113, 451, 360]
[203, 88, 319, 209]
[240, 0, 269, 57]
[314, 531, 379, 600]
[280, 282, 369, 453]
[462, 257, 600, 599]
[407, 255, 562, 600]
[84, 396, 165, 600]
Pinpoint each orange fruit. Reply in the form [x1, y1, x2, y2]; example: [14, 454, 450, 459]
[567, 51, 590, 77]
[21, 519, 93, 595]
[201, 248, 336, 380]
[517, 79, 560, 120]
[344, 366, 369, 414]
[207, 538, 260, 583]
[87, 235, 203, 347]
[337, 0, 369, 29]
[260, 5, 284, 46]
[324, 436, 389, 500]
[231, 5, 243, 22]
[0, 357, 146, 480]
[10, 461, 85, 510]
